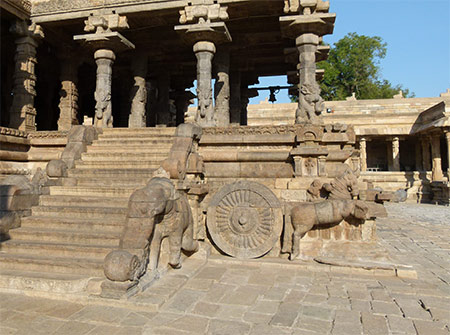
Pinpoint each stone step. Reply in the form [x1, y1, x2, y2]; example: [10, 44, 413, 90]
[0, 240, 115, 260]
[80, 151, 169, 162]
[76, 177, 148, 188]
[75, 161, 161, 169]
[49, 186, 136, 197]
[101, 127, 176, 136]
[31, 205, 127, 219]
[21, 216, 125, 233]
[86, 145, 172, 154]
[93, 138, 174, 146]
[0, 269, 94, 294]
[39, 195, 128, 208]
[0, 253, 104, 276]
[8, 227, 120, 246]
[68, 168, 157, 179]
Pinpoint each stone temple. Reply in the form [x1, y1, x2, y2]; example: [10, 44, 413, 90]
[0, 0, 449, 299]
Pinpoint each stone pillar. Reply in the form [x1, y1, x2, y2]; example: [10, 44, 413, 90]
[359, 137, 367, 172]
[8, 21, 44, 132]
[57, 55, 80, 130]
[128, 56, 148, 128]
[156, 72, 171, 126]
[214, 48, 230, 127]
[279, 2, 334, 125]
[174, 2, 231, 127]
[392, 137, 400, 171]
[296, 34, 323, 124]
[240, 87, 258, 126]
[414, 140, 422, 171]
[421, 137, 431, 171]
[431, 134, 444, 181]
[229, 71, 241, 124]
[194, 41, 216, 127]
[93, 49, 115, 128]
[73, 13, 135, 128]
[174, 90, 195, 126]
[446, 131, 450, 176]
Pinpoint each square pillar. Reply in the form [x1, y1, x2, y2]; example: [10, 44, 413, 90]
[431, 134, 444, 181]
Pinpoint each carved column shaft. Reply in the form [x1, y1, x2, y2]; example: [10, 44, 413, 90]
[58, 58, 80, 131]
[431, 135, 444, 181]
[156, 72, 170, 125]
[94, 49, 115, 128]
[128, 56, 148, 128]
[446, 131, 450, 176]
[359, 137, 367, 172]
[229, 71, 241, 124]
[214, 48, 230, 127]
[296, 33, 322, 124]
[421, 137, 431, 171]
[392, 137, 400, 171]
[194, 41, 216, 127]
[9, 35, 39, 131]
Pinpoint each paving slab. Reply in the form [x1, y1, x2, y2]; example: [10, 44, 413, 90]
[1, 203, 449, 334]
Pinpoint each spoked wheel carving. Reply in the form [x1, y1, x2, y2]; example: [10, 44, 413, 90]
[207, 180, 283, 259]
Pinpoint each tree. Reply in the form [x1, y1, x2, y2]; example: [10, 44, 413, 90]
[316, 33, 413, 101]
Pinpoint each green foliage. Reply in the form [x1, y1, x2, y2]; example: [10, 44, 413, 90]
[316, 33, 414, 101]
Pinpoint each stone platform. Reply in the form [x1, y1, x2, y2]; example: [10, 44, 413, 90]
[0, 203, 449, 335]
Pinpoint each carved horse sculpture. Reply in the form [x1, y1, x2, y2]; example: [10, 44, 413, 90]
[104, 177, 198, 282]
[285, 199, 369, 260]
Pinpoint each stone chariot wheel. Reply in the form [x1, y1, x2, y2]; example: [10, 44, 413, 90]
[207, 180, 283, 259]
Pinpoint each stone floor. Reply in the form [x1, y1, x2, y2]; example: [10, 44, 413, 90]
[0, 203, 449, 335]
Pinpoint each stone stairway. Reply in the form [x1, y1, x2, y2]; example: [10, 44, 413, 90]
[0, 127, 176, 294]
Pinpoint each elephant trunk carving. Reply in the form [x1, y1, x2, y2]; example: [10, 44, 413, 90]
[285, 200, 369, 261]
[104, 177, 198, 282]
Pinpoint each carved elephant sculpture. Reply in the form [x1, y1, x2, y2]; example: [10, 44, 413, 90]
[287, 199, 369, 260]
[104, 177, 198, 282]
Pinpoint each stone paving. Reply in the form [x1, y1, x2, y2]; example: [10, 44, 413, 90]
[0, 203, 449, 335]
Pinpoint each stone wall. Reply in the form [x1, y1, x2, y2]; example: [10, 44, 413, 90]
[0, 127, 68, 181]
[247, 97, 445, 135]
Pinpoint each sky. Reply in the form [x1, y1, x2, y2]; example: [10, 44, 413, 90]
[250, 0, 450, 104]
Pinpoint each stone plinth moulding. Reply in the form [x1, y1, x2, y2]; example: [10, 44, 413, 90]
[8, 21, 44, 132]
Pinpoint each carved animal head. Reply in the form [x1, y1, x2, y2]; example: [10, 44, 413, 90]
[103, 250, 139, 282]
[352, 200, 369, 220]
[145, 177, 178, 217]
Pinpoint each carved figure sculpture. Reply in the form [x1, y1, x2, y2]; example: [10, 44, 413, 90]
[94, 89, 113, 128]
[104, 176, 198, 282]
[288, 199, 368, 260]
[323, 167, 359, 200]
[297, 83, 324, 123]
